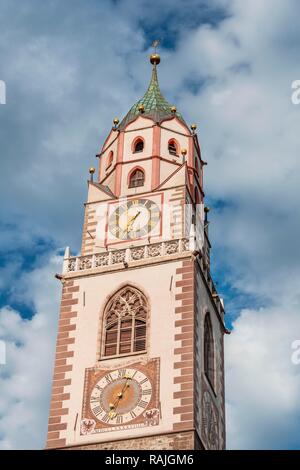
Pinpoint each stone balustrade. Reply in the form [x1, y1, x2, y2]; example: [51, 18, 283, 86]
[63, 238, 190, 274]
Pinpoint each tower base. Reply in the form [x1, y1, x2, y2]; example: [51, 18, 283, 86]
[66, 431, 203, 450]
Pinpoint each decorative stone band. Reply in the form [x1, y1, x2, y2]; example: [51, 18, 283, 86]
[64, 238, 190, 273]
[62, 238, 225, 321]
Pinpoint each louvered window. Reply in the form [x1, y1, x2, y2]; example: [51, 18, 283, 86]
[168, 140, 178, 155]
[129, 169, 145, 188]
[102, 286, 148, 358]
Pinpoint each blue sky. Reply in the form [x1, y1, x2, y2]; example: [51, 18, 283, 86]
[1, 0, 300, 450]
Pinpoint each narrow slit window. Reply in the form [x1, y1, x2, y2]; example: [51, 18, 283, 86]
[204, 314, 215, 389]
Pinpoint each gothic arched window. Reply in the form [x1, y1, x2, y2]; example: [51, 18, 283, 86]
[133, 138, 144, 153]
[129, 168, 145, 188]
[204, 313, 215, 388]
[102, 286, 148, 358]
[168, 139, 178, 156]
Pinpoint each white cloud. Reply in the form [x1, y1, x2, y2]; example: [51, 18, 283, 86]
[226, 305, 300, 449]
[0, 255, 61, 450]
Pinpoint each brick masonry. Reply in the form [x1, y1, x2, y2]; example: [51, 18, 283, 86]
[173, 258, 196, 436]
[65, 431, 202, 450]
[46, 279, 79, 449]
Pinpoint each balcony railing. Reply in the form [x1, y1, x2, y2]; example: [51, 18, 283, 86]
[63, 238, 191, 274]
[62, 235, 224, 318]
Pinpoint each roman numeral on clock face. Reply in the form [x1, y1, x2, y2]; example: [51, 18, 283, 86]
[90, 396, 99, 403]
[91, 405, 103, 416]
[130, 410, 137, 419]
[137, 400, 148, 409]
[118, 368, 127, 378]
[105, 373, 113, 384]
[116, 415, 123, 424]
[102, 413, 111, 423]
[142, 389, 152, 396]
[139, 377, 149, 385]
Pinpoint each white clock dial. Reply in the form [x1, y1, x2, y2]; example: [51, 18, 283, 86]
[108, 199, 160, 240]
[89, 368, 152, 425]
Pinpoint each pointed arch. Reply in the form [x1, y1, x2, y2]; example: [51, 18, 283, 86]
[102, 285, 148, 358]
[132, 136, 145, 153]
[128, 167, 145, 188]
[204, 313, 215, 389]
[168, 138, 179, 156]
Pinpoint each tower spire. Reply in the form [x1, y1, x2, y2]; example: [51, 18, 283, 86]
[118, 47, 186, 129]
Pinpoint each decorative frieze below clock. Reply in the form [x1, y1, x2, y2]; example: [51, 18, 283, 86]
[81, 358, 160, 435]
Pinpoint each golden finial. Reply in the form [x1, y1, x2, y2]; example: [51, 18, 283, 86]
[89, 167, 95, 182]
[150, 39, 161, 65]
[204, 206, 210, 223]
[181, 148, 187, 156]
[170, 106, 177, 113]
[113, 118, 119, 127]
[138, 103, 145, 113]
[191, 123, 197, 132]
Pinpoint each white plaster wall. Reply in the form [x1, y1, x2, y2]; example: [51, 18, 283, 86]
[123, 117, 154, 162]
[100, 132, 119, 181]
[160, 119, 190, 161]
[120, 159, 152, 197]
[63, 260, 182, 446]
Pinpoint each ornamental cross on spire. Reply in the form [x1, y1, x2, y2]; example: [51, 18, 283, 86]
[151, 39, 160, 54]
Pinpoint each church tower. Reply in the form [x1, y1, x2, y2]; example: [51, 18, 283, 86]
[46, 52, 227, 450]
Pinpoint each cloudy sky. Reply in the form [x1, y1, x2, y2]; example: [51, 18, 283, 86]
[0, 0, 300, 450]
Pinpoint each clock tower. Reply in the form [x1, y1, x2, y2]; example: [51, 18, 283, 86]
[46, 52, 228, 450]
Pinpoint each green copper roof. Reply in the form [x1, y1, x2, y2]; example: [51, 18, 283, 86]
[119, 64, 186, 129]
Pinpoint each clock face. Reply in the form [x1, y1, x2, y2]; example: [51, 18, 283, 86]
[202, 391, 219, 450]
[89, 368, 152, 426]
[108, 199, 160, 240]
